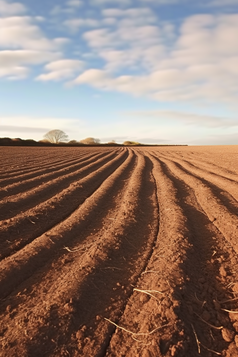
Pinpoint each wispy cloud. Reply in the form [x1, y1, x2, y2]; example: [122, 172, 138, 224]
[36, 59, 85, 81]
[50, 2, 83, 16]
[102, 7, 156, 20]
[139, 0, 181, 3]
[91, 0, 132, 6]
[0, 125, 49, 134]
[66, 0, 83, 7]
[121, 110, 238, 128]
[0, 50, 61, 79]
[0, 0, 26, 15]
[0, 14, 70, 79]
[1, 0, 238, 146]
[64, 18, 99, 32]
[206, 0, 238, 6]
[0, 116, 82, 137]
[91, 0, 181, 6]
[0, 16, 69, 51]
[188, 132, 238, 145]
[70, 13, 238, 107]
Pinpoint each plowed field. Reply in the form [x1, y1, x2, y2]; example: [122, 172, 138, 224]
[0, 145, 238, 357]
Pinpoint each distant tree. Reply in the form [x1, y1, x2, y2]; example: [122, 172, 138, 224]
[79, 137, 100, 145]
[39, 139, 50, 143]
[123, 141, 141, 146]
[43, 129, 68, 144]
[106, 140, 119, 146]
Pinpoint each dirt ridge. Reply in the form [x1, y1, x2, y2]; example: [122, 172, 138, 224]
[0, 145, 238, 357]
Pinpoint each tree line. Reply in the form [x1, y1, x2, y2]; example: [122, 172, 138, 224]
[42, 129, 141, 146]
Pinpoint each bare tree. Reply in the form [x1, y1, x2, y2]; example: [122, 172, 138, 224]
[43, 130, 68, 144]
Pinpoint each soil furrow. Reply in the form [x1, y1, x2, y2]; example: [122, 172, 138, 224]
[154, 150, 238, 182]
[157, 146, 237, 175]
[0, 149, 158, 356]
[0, 147, 81, 174]
[0, 151, 120, 220]
[0, 150, 116, 200]
[105, 152, 191, 356]
[158, 156, 238, 219]
[0, 151, 89, 179]
[155, 155, 238, 356]
[159, 157, 238, 255]
[106, 151, 238, 357]
[0, 150, 158, 357]
[0, 150, 127, 260]
[1, 145, 238, 357]
[0, 148, 132, 299]
[157, 153, 238, 200]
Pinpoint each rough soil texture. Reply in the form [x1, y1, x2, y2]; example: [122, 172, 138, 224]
[0, 145, 238, 357]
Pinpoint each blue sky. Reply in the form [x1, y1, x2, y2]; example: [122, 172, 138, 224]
[1, 0, 238, 145]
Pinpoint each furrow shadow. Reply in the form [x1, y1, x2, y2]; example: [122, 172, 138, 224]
[158, 158, 238, 356]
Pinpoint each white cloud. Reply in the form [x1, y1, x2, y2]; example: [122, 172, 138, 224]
[122, 110, 238, 128]
[0, 125, 49, 134]
[64, 18, 99, 32]
[101, 8, 124, 16]
[36, 59, 85, 81]
[1, 0, 238, 115]
[34, 16, 45, 22]
[162, 22, 175, 39]
[43, 59, 84, 71]
[0, 65, 28, 79]
[83, 28, 114, 48]
[72, 68, 112, 88]
[0, 16, 68, 51]
[102, 17, 117, 25]
[175, 14, 238, 61]
[91, 0, 131, 5]
[66, 0, 83, 7]
[102, 7, 155, 19]
[51, 0, 83, 16]
[102, 7, 157, 26]
[0, 50, 61, 79]
[99, 45, 165, 72]
[50, 4, 76, 15]
[0, 116, 89, 141]
[0, 0, 26, 15]
[207, 0, 238, 6]
[0, 50, 60, 67]
[0, 116, 81, 134]
[0, 16, 70, 79]
[139, 0, 181, 3]
[77, 13, 238, 107]
[50, 5, 63, 15]
[99, 49, 141, 71]
[83, 25, 160, 49]
[188, 132, 238, 146]
[73, 68, 192, 96]
[82, 8, 163, 72]
[120, 25, 160, 45]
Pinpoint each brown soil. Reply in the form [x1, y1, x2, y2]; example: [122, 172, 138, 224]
[0, 145, 238, 357]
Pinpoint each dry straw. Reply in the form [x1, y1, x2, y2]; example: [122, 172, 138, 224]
[64, 242, 94, 253]
[221, 308, 238, 314]
[104, 318, 169, 338]
[194, 312, 223, 330]
[191, 324, 222, 355]
[133, 288, 164, 302]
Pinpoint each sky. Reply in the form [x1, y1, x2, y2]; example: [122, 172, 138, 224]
[1, 0, 238, 145]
